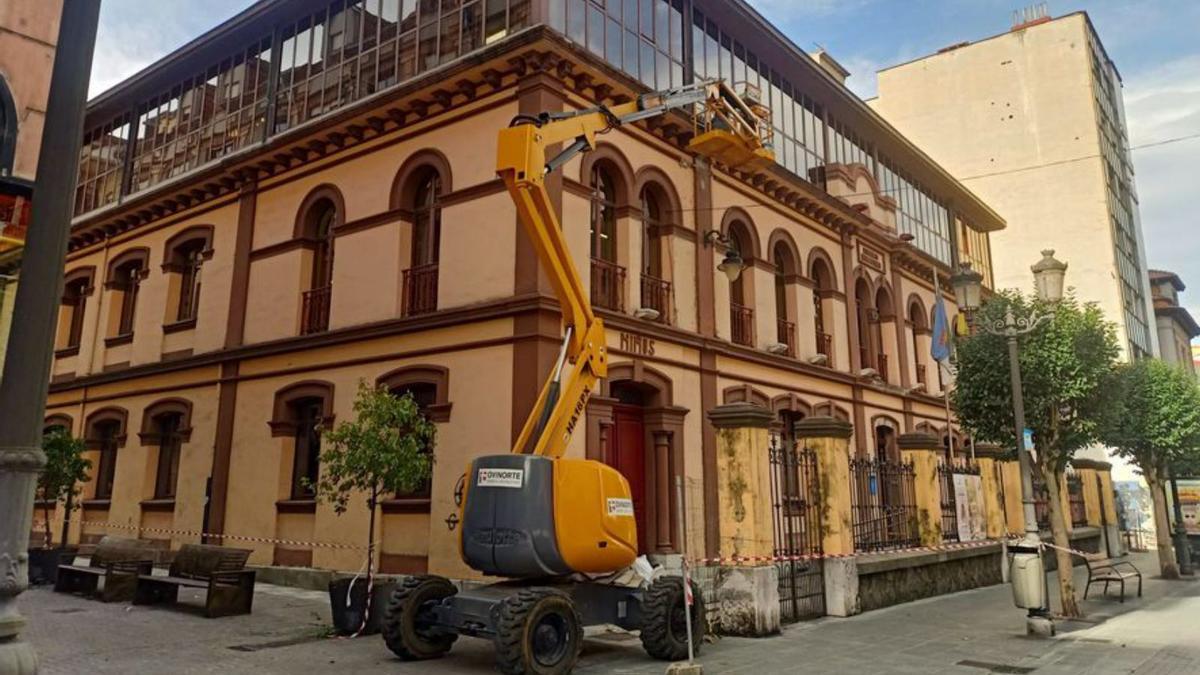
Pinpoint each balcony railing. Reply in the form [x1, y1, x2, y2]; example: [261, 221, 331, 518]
[776, 319, 796, 357]
[816, 332, 832, 361]
[916, 363, 927, 386]
[402, 263, 439, 317]
[300, 285, 331, 335]
[731, 303, 754, 346]
[591, 258, 626, 312]
[877, 353, 889, 382]
[639, 274, 672, 323]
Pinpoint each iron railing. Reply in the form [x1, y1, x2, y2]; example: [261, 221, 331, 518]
[591, 258, 626, 312]
[1031, 471, 1051, 531]
[916, 363, 927, 386]
[300, 285, 331, 335]
[639, 274, 671, 323]
[937, 460, 981, 542]
[1067, 470, 1087, 528]
[401, 263, 439, 317]
[816, 331, 832, 361]
[776, 319, 796, 357]
[877, 353, 889, 382]
[731, 303, 754, 346]
[769, 440, 825, 622]
[849, 456, 919, 552]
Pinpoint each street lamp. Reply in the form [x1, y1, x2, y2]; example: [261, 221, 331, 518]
[952, 249, 1067, 635]
[704, 230, 746, 283]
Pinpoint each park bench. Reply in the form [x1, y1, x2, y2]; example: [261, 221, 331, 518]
[1081, 553, 1142, 603]
[133, 544, 255, 618]
[54, 535, 156, 602]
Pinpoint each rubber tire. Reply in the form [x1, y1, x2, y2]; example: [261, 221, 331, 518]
[493, 588, 583, 675]
[640, 576, 705, 661]
[381, 575, 458, 660]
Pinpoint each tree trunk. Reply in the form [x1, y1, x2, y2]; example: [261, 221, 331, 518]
[1146, 473, 1179, 579]
[1043, 463, 1080, 617]
[42, 501, 53, 549]
[367, 488, 378, 578]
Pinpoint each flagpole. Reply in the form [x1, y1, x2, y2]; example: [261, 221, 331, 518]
[933, 271, 955, 462]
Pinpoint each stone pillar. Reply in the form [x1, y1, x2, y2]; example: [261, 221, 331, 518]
[898, 432, 942, 547]
[795, 416, 858, 618]
[652, 430, 673, 552]
[794, 417, 855, 556]
[706, 403, 778, 636]
[975, 443, 1008, 540]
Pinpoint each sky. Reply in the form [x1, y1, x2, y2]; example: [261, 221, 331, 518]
[89, 0, 1200, 334]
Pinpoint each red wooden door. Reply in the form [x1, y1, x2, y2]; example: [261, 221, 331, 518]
[611, 405, 648, 553]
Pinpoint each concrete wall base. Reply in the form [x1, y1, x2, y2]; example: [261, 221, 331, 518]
[823, 557, 860, 617]
[710, 565, 780, 637]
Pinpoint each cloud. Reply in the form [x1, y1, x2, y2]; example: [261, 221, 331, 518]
[1122, 54, 1200, 327]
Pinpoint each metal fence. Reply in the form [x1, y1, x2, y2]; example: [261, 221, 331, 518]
[769, 440, 825, 622]
[849, 456, 919, 552]
[937, 460, 981, 543]
[1030, 471, 1051, 531]
[1066, 470, 1087, 528]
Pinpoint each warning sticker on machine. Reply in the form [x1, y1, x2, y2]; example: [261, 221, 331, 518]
[607, 498, 635, 517]
[477, 468, 524, 488]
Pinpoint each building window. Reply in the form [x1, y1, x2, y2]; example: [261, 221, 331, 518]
[105, 250, 150, 341]
[401, 165, 443, 317]
[162, 226, 214, 326]
[390, 382, 435, 499]
[290, 398, 324, 499]
[152, 414, 185, 499]
[85, 408, 128, 501]
[772, 240, 796, 357]
[377, 365, 452, 508]
[726, 221, 754, 347]
[810, 253, 835, 363]
[297, 192, 341, 335]
[59, 269, 95, 353]
[590, 164, 625, 311]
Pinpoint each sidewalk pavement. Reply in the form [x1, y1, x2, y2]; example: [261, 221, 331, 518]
[23, 551, 1200, 674]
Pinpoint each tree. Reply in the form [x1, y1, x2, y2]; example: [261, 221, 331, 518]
[1099, 359, 1200, 579]
[307, 381, 436, 575]
[953, 291, 1120, 617]
[37, 429, 91, 549]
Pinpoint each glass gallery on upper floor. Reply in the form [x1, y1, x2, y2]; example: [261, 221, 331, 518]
[73, 0, 998, 282]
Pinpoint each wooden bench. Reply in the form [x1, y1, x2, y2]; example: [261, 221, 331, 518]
[54, 535, 156, 602]
[1082, 553, 1142, 603]
[133, 544, 255, 618]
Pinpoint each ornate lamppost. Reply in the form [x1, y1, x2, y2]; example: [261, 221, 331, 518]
[950, 250, 1067, 635]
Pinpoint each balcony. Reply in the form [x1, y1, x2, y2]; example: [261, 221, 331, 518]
[300, 285, 331, 335]
[591, 258, 626, 312]
[816, 332, 833, 361]
[916, 363, 927, 387]
[402, 263, 439, 317]
[639, 274, 672, 324]
[776, 319, 796, 357]
[731, 303, 754, 347]
[877, 353, 890, 383]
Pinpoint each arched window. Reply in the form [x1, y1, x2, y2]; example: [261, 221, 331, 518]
[377, 366, 452, 507]
[270, 381, 335, 501]
[402, 166, 443, 317]
[163, 226, 214, 325]
[772, 241, 796, 357]
[59, 267, 95, 353]
[105, 249, 150, 341]
[810, 255, 835, 362]
[854, 278, 873, 370]
[140, 399, 193, 500]
[727, 223, 754, 347]
[85, 408, 128, 501]
[300, 197, 338, 335]
[590, 165, 623, 311]
[874, 286, 894, 383]
[638, 184, 670, 322]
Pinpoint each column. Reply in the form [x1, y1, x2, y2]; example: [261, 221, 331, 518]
[1095, 461, 1124, 557]
[795, 416, 859, 618]
[653, 430, 673, 552]
[706, 403, 778, 636]
[898, 432, 942, 547]
[974, 443, 1007, 540]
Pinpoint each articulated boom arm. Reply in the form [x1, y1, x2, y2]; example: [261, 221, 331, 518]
[496, 79, 771, 458]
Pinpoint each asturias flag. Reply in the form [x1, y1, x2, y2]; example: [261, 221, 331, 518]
[931, 294, 951, 362]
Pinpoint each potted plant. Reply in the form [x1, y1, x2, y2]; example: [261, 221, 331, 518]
[28, 428, 91, 585]
[309, 381, 435, 635]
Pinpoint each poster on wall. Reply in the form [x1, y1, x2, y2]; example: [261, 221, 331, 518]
[1179, 479, 1200, 535]
[954, 473, 988, 542]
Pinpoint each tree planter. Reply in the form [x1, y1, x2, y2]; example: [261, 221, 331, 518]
[329, 577, 396, 635]
[27, 546, 79, 586]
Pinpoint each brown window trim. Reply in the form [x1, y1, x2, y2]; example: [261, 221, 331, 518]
[81, 499, 111, 509]
[138, 398, 194, 445]
[275, 499, 317, 514]
[381, 497, 432, 514]
[55, 346, 80, 359]
[162, 317, 198, 334]
[139, 498, 176, 513]
[268, 381, 336, 437]
[105, 333, 134, 348]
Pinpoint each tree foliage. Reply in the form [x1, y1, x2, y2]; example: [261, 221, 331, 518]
[952, 291, 1120, 469]
[38, 429, 91, 548]
[309, 381, 436, 519]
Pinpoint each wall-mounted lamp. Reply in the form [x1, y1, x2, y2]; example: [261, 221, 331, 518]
[703, 229, 747, 283]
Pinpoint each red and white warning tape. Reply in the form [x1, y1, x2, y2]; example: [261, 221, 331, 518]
[690, 537, 1004, 566]
[33, 519, 371, 551]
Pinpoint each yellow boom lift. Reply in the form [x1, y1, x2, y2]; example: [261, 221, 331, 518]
[381, 80, 774, 675]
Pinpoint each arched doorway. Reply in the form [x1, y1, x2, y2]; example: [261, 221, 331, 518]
[610, 381, 650, 553]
